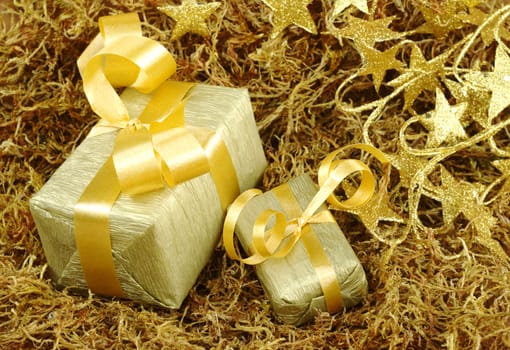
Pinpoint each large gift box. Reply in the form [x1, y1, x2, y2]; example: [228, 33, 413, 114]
[29, 13, 267, 308]
[223, 145, 388, 325]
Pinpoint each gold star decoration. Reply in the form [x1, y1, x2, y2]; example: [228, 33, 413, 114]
[492, 159, 510, 195]
[342, 183, 404, 232]
[445, 78, 490, 128]
[357, 43, 404, 92]
[419, 88, 467, 148]
[465, 45, 510, 122]
[437, 166, 491, 226]
[388, 46, 448, 111]
[332, 0, 369, 17]
[415, 2, 467, 38]
[334, 15, 404, 48]
[436, 166, 507, 260]
[386, 147, 433, 190]
[260, 0, 317, 39]
[158, 0, 221, 41]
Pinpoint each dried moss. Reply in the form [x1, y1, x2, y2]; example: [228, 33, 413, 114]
[2, 0, 510, 348]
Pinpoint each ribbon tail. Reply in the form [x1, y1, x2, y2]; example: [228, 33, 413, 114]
[273, 182, 344, 313]
[202, 131, 240, 210]
[74, 157, 124, 297]
[300, 225, 344, 312]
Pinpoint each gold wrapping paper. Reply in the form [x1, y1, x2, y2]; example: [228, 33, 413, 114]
[232, 174, 368, 325]
[29, 84, 267, 308]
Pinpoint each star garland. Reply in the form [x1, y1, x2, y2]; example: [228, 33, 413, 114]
[331, 4, 510, 259]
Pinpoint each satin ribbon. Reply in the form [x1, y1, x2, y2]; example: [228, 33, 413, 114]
[223, 144, 388, 312]
[74, 13, 239, 297]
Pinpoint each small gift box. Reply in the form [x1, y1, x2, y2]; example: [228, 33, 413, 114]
[223, 145, 388, 325]
[29, 13, 267, 308]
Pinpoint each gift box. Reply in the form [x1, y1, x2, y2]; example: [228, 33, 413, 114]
[29, 13, 267, 308]
[226, 175, 367, 324]
[30, 82, 267, 307]
[223, 145, 388, 325]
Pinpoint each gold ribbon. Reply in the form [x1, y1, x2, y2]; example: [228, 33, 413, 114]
[74, 13, 239, 297]
[223, 144, 388, 312]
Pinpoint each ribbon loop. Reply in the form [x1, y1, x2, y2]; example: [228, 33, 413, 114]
[112, 125, 164, 195]
[318, 158, 374, 210]
[318, 143, 389, 210]
[99, 12, 142, 42]
[155, 126, 210, 187]
[253, 210, 288, 258]
[81, 37, 176, 125]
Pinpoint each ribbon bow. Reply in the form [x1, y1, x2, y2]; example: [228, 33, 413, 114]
[223, 144, 389, 312]
[73, 13, 239, 297]
[77, 12, 210, 194]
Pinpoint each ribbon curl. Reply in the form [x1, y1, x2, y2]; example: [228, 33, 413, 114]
[74, 13, 239, 297]
[223, 144, 388, 312]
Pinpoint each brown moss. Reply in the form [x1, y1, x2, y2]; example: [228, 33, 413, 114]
[2, 0, 510, 348]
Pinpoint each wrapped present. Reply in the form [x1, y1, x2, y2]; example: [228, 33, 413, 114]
[223, 145, 388, 325]
[29, 13, 267, 308]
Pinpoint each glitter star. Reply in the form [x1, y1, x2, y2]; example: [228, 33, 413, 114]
[158, 0, 221, 41]
[465, 45, 510, 122]
[357, 43, 404, 92]
[334, 15, 404, 47]
[388, 46, 448, 111]
[420, 88, 467, 148]
[343, 183, 404, 232]
[260, 0, 317, 39]
[332, 0, 369, 17]
[445, 78, 490, 128]
[436, 166, 506, 260]
[386, 147, 433, 190]
[437, 166, 490, 226]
